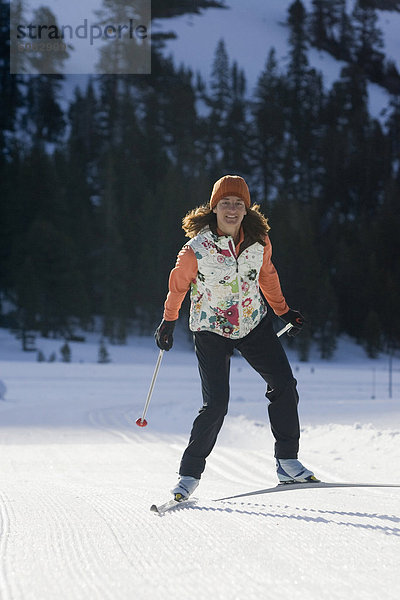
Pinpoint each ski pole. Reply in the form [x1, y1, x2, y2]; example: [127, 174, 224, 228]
[136, 324, 290, 427]
[277, 323, 293, 337]
[136, 349, 164, 427]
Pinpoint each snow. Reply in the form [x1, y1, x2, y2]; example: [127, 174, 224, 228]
[56, 1, 400, 118]
[155, 0, 400, 120]
[0, 327, 399, 599]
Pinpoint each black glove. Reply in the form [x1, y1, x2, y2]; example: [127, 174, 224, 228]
[280, 309, 306, 337]
[155, 319, 176, 351]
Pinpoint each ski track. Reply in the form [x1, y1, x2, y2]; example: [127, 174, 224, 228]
[144, 494, 400, 600]
[0, 491, 17, 600]
[87, 405, 140, 444]
[206, 447, 272, 487]
[1, 356, 400, 600]
[2, 483, 126, 600]
[87, 398, 400, 600]
[81, 389, 400, 599]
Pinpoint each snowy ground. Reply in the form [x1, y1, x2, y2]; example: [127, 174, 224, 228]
[0, 328, 399, 600]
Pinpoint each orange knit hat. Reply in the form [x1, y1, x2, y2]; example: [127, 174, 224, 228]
[209, 175, 251, 209]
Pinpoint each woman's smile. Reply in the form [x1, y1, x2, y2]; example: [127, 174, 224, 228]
[213, 196, 247, 239]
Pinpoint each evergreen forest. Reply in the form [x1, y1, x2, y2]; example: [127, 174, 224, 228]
[1, 0, 400, 360]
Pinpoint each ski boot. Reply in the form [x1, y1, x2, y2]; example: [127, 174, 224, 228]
[276, 458, 320, 484]
[171, 475, 199, 501]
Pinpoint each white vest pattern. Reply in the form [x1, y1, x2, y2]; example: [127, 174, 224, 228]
[187, 228, 267, 338]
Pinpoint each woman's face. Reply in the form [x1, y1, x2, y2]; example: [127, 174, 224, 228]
[213, 196, 247, 236]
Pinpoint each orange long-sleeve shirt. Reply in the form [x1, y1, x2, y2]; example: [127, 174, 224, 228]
[163, 230, 289, 321]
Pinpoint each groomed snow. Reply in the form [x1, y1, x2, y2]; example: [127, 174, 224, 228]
[0, 327, 399, 600]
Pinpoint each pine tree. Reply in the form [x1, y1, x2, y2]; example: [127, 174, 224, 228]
[98, 153, 131, 343]
[221, 61, 251, 175]
[136, 78, 171, 186]
[0, 0, 24, 160]
[36, 350, 46, 362]
[283, 0, 325, 202]
[252, 49, 286, 202]
[24, 6, 70, 75]
[352, 0, 385, 83]
[203, 40, 252, 177]
[60, 341, 71, 363]
[269, 198, 336, 360]
[321, 62, 369, 220]
[94, 0, 151, 74]
[309, 0, 331, 50]
[287, 1, 309, 96]
[21, 75, 66, 146]
[210, 37, 231, 109]
[67, 79, 102, 172]
[13, 218, 90, 338]
[98, 340, 111, 363]
[363, 310, 382, 358]
[383, 59, 400, 95]
[134, 166, 190, 326]
[372, 178, 400, 346]
[336, 0, 354, 61]
[64, 79, 103, 318]
[308, 0, 352, 59]
[160, 64, 201, 171]
[385, 95, 400, 168]
[206, 38, 231, 169]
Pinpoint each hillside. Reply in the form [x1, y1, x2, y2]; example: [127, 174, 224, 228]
[155, 0, 400, 118]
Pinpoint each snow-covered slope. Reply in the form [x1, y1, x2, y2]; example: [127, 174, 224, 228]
[0, 329, 399, 599]
[155, 0, 400, 118]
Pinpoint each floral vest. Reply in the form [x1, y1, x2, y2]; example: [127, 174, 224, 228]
[187, 228, 267, 338]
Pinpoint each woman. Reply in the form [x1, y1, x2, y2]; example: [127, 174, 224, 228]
[155, 175, 318, 501]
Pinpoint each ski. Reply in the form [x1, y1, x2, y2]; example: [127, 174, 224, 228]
[151, 482, 400, 511]
[213, 481, 400, 502]
[150, 497, 196, 515]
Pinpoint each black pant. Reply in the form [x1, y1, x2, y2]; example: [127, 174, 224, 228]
[179, 315, 300, 479]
